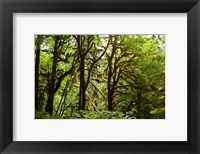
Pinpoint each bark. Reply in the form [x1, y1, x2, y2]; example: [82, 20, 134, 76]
[54, 66, 74, 94]
[55, 81, 68, 117]
[79, 56, 86, 110]
[85, 38, 110, 91]
[75, 35, 86, 110]
[107, 37, 117, 111]
[107, 56, 113, 111]
[76, 35, 92, 110]
[76, 35, 109, 110]
[35, 37, 41, 111]
[45, 37, 59, 115]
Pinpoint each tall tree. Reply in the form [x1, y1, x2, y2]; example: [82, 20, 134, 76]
[45, 36, 60, 115]
[35, 35, 42, 110]
[35, 34, 165, 119]
[74, 35, 94, 110]
[107, 36, 123, 111]
[74, 35, 110, 110]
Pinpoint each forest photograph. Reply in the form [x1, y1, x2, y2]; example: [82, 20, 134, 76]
[35, 35, 165, 119]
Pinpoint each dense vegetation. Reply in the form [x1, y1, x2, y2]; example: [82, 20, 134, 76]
[35, 35, 165, 119]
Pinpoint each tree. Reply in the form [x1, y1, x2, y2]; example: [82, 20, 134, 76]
[45, 36, 60, 115]
[73, 35, 94, 110]
[47, 35, 77, 115]
[35, 34, 165, 119]
[35, 35, 42, 111]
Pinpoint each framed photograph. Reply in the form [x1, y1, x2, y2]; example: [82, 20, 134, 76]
[0, 0, 200, 153]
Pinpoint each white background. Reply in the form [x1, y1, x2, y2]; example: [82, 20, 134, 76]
[13, 13, 187, 141]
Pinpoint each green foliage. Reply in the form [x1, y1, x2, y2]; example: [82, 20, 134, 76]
[71, 110, 125, 119]
[35, 35, 165, 119]
[150, 107, 165, 119]
[35, 111, 51, 119]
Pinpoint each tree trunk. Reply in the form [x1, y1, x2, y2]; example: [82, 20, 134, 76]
[107, 37, 117, 111]
[107, 57, 113, 111]
[45, 37, 59, 115]
[35, 37, 41, 111]
[76, 35, 87, 110]
[55, 81, 68, 117]
[79, 56, 86, 110]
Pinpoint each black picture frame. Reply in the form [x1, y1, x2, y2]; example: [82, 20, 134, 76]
[0, 0, 200, 153]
